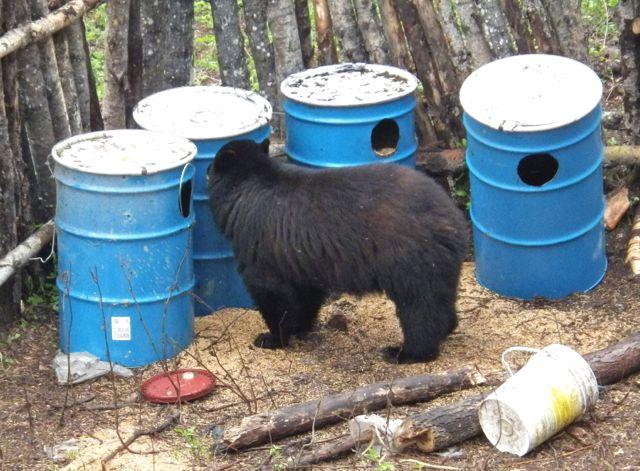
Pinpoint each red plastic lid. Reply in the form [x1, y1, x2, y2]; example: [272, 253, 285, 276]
[141, 369, 217, 404]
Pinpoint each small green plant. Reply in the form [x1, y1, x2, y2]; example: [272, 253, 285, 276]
[174, 426, 209, 462]
[582, 0, 620, 63]
[269, 444, 286, 470]
[364, 446, 396, 471]
[84, 3, 107, 99]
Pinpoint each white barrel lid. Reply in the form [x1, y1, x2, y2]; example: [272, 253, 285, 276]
[280, 63, 418, 107]
[459, 54, 603, 132]
[52, 130, 197, 175]
[132, 86, 272, 140]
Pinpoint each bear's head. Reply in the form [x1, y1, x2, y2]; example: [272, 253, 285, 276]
[209, 139, 271, 182]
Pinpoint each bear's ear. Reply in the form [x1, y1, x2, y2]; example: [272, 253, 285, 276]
[213, 148, 237, 173]
[259, 138, 270, 155]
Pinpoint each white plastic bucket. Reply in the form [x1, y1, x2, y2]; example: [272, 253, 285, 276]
[478, 344, 598, 456]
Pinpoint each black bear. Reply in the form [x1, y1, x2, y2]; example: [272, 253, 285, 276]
[207, 139, 468, 363]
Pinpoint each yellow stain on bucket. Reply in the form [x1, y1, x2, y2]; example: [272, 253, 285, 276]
[550, 387, 580, 430]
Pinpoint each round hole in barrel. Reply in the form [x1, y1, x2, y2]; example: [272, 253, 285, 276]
[371, 119, 400, 158]
[517, 153, 559, 186]
[179, 178, 192, 218]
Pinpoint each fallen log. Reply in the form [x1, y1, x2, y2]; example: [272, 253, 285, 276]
[389, 332, 640, 454]
[219, 365, 486, 451]
[0, 0, 101, 60]
[626, 205, 640, 275]
[0, 220, 54, 289]
[604, 187, 631, 230]
[415, 146, 640, 177]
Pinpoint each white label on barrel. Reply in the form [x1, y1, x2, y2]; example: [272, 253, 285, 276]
[111, 317, 131, 341]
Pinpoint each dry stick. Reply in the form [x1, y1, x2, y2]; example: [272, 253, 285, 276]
[389, 332, 640, 454]
[626, 205, 640, 275]
[100, 411, 181, 466]
[604, 187, 631, 231]
[287, 434, 371, 469]
[0, 0, 101, 59]
[220, 365, 486, 451]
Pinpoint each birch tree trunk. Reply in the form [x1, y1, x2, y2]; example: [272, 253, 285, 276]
[353, 0, 388, 64]
[210, 0, 251, 89]
[166, 0, 194, 87]
[103, 0, 130, 129]
[65, 20, 90, 130]
[326, 0, 367, 62]
[311, 0, 337, 65]
[244, 0, 278, 107]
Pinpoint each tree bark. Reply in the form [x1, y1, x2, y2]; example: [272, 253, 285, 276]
[604, 187, 630, 231]
[378, 0, 411, 69]
[125, 0, 142, 128]
[472, 0, 517, 59]
[627, 205, 640, 275]
[52, 32, 82, 134]
[243, 0, 278, 109]
[616, 0, 640, 142]
[29, 0, 71, 141]
[295, 0, 314, 68]
[455, 0, 493, 67]
[65, 19, 90, 130]
[524, 0, 562, 54]
[326, 0, 367, 62]
[140, 0, 169, 96]
[0, 221, 54, 290]
[15, 0, 56, 220]
[165, 0, 194, 87]
[210, 0, 251, 89]
[103, 0, 130, 130]
[311, 0, 337, 65]
[433, 0, 472, 76]
[0, 0, 100, 60]
[500, 0, 534, 53]
[353, 0, 388, 64]
[540, 0, 587, 62]
[221, 365, 485, 451]
[81, 17, 102, 131]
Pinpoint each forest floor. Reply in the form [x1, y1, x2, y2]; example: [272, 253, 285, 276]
[1, 208, 639, 471]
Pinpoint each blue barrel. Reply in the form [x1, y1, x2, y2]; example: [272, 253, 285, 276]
[133, 86, 272, 316]
[52, 130, 197, 367]
[281, 63, 418, 168]
[460, 54, 607, 300]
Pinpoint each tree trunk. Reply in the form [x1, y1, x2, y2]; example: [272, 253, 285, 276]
[473, 0, 517, 59]
[616, 0, 640, 142]
[243, 0, 278, 108]
[81, 18, 103, 131]
[125, 0, 142, 127]
[140, 0, 169, 96]
[433, 0, 472, 76]
[15, 0, 57, 220]
[454, 0, 494, 67]
[165, 0, 194, 87]
[103, 0, 130, 130]
[65, 20, 90, 130]
[52, 32, 83, 134]
[29, 0, 71, 141]
[379, 0, 411, 69]
[500, 0, 534, 53]
[540, 0, 587, 62]
[524, 0, 562, 54]
[311, 0, 337, 65]
[353, 0, 388, 64]
[210, 0, 251, 89]
[326, 0, 367, 62]
[295, 0, 314, 68]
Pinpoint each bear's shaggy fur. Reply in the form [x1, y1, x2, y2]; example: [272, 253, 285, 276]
[207, 139, 468, 363]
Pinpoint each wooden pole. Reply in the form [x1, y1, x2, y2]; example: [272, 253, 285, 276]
[0, 0, 100, 60]
[103, 0, 130, 130]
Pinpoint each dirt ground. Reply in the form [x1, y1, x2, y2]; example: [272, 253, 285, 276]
[1, 207, 640, 471]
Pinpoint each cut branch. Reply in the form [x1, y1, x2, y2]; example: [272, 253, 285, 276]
[0, 0, 100, 60]
[627, 206, 640, 276]
[604, 187, 631, 231]
[220, 365, 485, 451]
[0, 220, 54, 289]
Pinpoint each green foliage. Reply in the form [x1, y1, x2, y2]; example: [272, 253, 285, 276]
[174, 426, 209, 462]
[194, 1, 220, 85]
[581, 0, 620, 64]
[364, 446, 396, 471]
[84, 3, 107, 99]
[269, 445, 286, 471]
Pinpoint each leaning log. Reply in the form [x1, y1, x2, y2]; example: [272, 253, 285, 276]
[604, 187, 631, 231]
[210, 0, 251, 89]
[353, 0, 388, 64]
[0, 0, 100, 60]
[326, 0, 367, 62]
[627, 206, 640, 276]
[0, 221, 55, 289]
[311, 0, 337, 66]
[390, 332, 640, 453]
[220, 365, 486, 451]
[103, 0, 131, 130]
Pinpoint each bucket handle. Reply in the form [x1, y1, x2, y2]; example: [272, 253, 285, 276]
[178, 163, 194, 218]
[501, 346, 541, 377]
